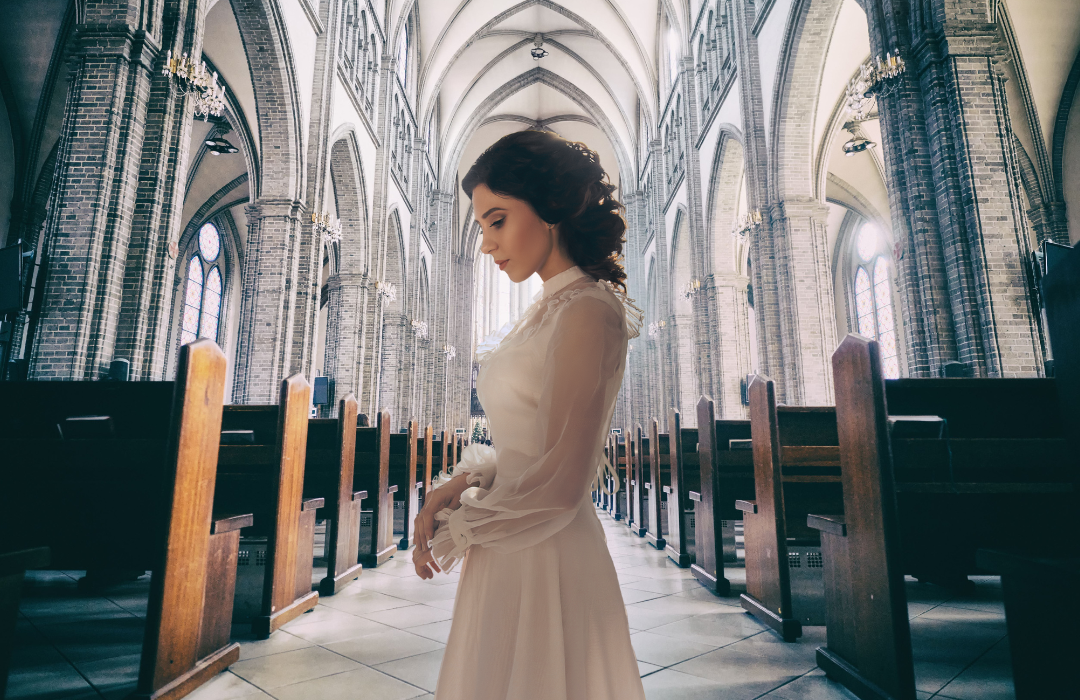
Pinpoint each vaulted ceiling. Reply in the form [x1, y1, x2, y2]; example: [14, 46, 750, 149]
[393, 0, 688, 241]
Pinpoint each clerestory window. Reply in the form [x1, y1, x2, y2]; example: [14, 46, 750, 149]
[180, 222, 223, 346]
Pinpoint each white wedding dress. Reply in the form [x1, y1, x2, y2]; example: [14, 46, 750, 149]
[425, 266, 647, 700]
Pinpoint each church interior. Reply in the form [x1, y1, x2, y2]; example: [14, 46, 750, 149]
[1, 0, 1079, 698]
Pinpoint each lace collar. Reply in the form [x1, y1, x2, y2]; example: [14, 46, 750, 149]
[541, 266, 589, 298]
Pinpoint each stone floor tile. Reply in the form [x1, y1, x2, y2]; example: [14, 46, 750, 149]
[669, 646, 808, 697]
[319, 590, 419, 615]
[620, 586, 669, 605]
[640, 668, 745, 699]
[5, 660, 100, 700]
[637, 660, 663, 677]
[228, 646, 361, 689]
[283, 611, 393, 644]
[373, 648, 446, 693]
[362, 603, 454, 629]
[325, 628, 445, 665]
[74, 653, 141, 700]
[630, 594, 730, 617]
[184, 671, 272, 700]
[626, 605, 694, 631]
[407, 619, 454, 644]
[648, 609, 767, 647]
[630, 630, 718, 666]
[271, 666, 427, 700]
[232, 629, 314, 661]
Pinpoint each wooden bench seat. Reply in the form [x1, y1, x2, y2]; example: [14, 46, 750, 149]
[216, 374, 319, 639]
[389, 422, 419, 550]
[355, 411, 395, 568]
[664, 410, 698, 567]
[740, 377, 842, 642]
[304, 394, 364, 596]
[810, 334, 1078, 700]
[691, 397, 753, 595]
[0, 339, 243, 699]
[632, 424, 652, 538]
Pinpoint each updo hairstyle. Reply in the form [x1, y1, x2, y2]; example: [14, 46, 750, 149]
[461, 129, 627, 291]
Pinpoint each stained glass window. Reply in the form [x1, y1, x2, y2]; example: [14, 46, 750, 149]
[852, 226, 900, 378]
[199, 223, 220, 261]
[179, 223, 225, 348]
[856, 224, 877, 262]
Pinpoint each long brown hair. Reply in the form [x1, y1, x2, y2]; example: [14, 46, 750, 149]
[462, 130, 627, 291]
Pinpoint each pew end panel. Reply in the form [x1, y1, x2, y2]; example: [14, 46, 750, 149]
[355, 411, 396, 569]
[646, 419, 669, 551]
[741, 375, 801, 642]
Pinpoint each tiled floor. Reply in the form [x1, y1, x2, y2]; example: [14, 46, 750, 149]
[10, 510, 1014, 699]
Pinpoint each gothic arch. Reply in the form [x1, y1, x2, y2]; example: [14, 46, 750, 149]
[704, 127, 746, 275]
[329, 130, 371, 274]
[228, 0, 305, 200]
[768, 0, 845, 202]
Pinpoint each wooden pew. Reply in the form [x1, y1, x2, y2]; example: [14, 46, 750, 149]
[0, 339, 246, 698]
[217, 375, 321, 639]
[416, 425, 434, 509]
[812, 335, 1077, 699]
[971, 241, 1080, 699]
[664, 409, 699, 567]
[304, 394, 364, 596]
[355, 410, 395, 567]
[691, 396, 753, 595]
[809, 335, 915, 699]
[633, 424, 652, 537]
[739, 375, 841, 642]
[430, 431, 446, 484]
[1, 547, 49, 698]
[613, 433, 628, 520]
[646, 419, 669, 549]
[389, 422, 420, 549]
[625, 426, 643, 534]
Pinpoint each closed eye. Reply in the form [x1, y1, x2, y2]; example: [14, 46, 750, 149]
[491, 218, 505, 229]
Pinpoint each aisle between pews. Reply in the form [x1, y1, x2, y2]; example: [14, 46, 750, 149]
[6, 507, 1016, 699]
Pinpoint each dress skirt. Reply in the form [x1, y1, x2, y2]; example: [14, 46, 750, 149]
[434, 500, 647, 700]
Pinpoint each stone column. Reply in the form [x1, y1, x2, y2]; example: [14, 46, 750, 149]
[231, 199, 306, 403]
[30, 1, 167, 379]
[115, 0, 207, 380]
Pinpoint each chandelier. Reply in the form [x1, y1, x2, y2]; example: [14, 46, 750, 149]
[680, 279, 701, 300]
[732, 209, 763, 243]
[312, 211, 342, 244]
[531, 34, 549, 60]
[410, 319, 429, 339]
[442, 344, 457, 360]
[374, 280, 397, 303]
[648, 319, 666, 338]
[162, 50, 226, 120]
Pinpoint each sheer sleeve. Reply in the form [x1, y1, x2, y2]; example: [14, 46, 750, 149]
[428, 292, 626, 572]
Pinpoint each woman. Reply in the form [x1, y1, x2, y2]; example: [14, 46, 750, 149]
[411, 130, 646, 700]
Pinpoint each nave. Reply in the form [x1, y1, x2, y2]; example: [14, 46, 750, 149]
[8, 510, 1011, 700]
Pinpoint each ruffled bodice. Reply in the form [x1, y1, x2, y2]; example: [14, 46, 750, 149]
[427, 267, 640, 572]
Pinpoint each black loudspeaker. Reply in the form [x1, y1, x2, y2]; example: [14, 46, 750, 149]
[940, 361, 970, 378]
[109, 359, 130, 381]
[0, 242, 23, 314]
[313, 376, 330, 405]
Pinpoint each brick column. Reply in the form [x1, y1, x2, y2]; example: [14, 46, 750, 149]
[30, 3, 165, 379]
[874, 0, 1043, 376]
[323, 272, 371, 407]
[115, 0, 207, 380]
[231, 199, 306, 403]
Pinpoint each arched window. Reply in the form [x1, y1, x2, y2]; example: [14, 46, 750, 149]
[180, 223, 224, 346]
[397, 23, 410, 88]
[667, 25, 680, 88]
[852, 223, 899, 378]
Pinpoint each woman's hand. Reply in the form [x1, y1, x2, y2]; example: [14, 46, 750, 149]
[411, 473, 471, 579]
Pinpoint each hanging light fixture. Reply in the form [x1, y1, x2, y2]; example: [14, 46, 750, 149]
[531, 34, 549, 60]
[204, 137, 239, 155]
[162, 50, 226, 120]
[842, 121, 876, 157]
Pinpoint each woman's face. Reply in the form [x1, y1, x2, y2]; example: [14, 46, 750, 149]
[474, 183, 564, 283]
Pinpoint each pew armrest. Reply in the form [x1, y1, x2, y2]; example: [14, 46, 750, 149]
[729, 439, 752, 451]
[211, 513, 254, 534]
[630, 479, 636, 486]
[352, 490, 368, 502]
[807, 513, 846, 537]
[662, 486, 672, 494]
[0, 547, 51, 575]
[387, 485, 400, 494]
[689, 491, 701, 502]
[644, 483, 652, 490]
[302, 498, 325, 511]
[735, 499, 757, 514]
